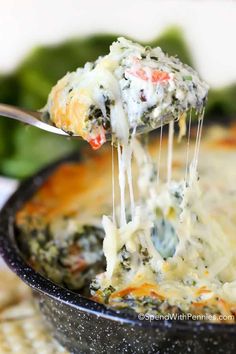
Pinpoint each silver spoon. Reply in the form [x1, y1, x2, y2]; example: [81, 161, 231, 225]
[0, 103, 174, 139]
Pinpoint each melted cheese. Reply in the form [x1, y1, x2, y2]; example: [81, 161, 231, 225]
[44, 37, 208, 149]
[97, 124, 236, 317]
[45, 37, 236, 319]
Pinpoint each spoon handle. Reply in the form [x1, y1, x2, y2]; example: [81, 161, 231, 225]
[0, 103, 69, 136]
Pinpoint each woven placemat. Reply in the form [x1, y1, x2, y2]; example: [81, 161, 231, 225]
[0, 269, 69, 354]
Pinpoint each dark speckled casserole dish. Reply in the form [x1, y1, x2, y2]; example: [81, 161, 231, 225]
[1, 129, 236, 354]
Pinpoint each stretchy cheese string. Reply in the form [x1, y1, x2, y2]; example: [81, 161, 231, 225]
[167, 120, 174, 185]
[193, 108, 205, 174]
[127, 141, 135, 219]
[194, 108, 205, 172]
[111, 141, 116, 225]
[184, 109, 192, 184]
[117, 143, 126, 226]
[157, 118, 163, 182]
